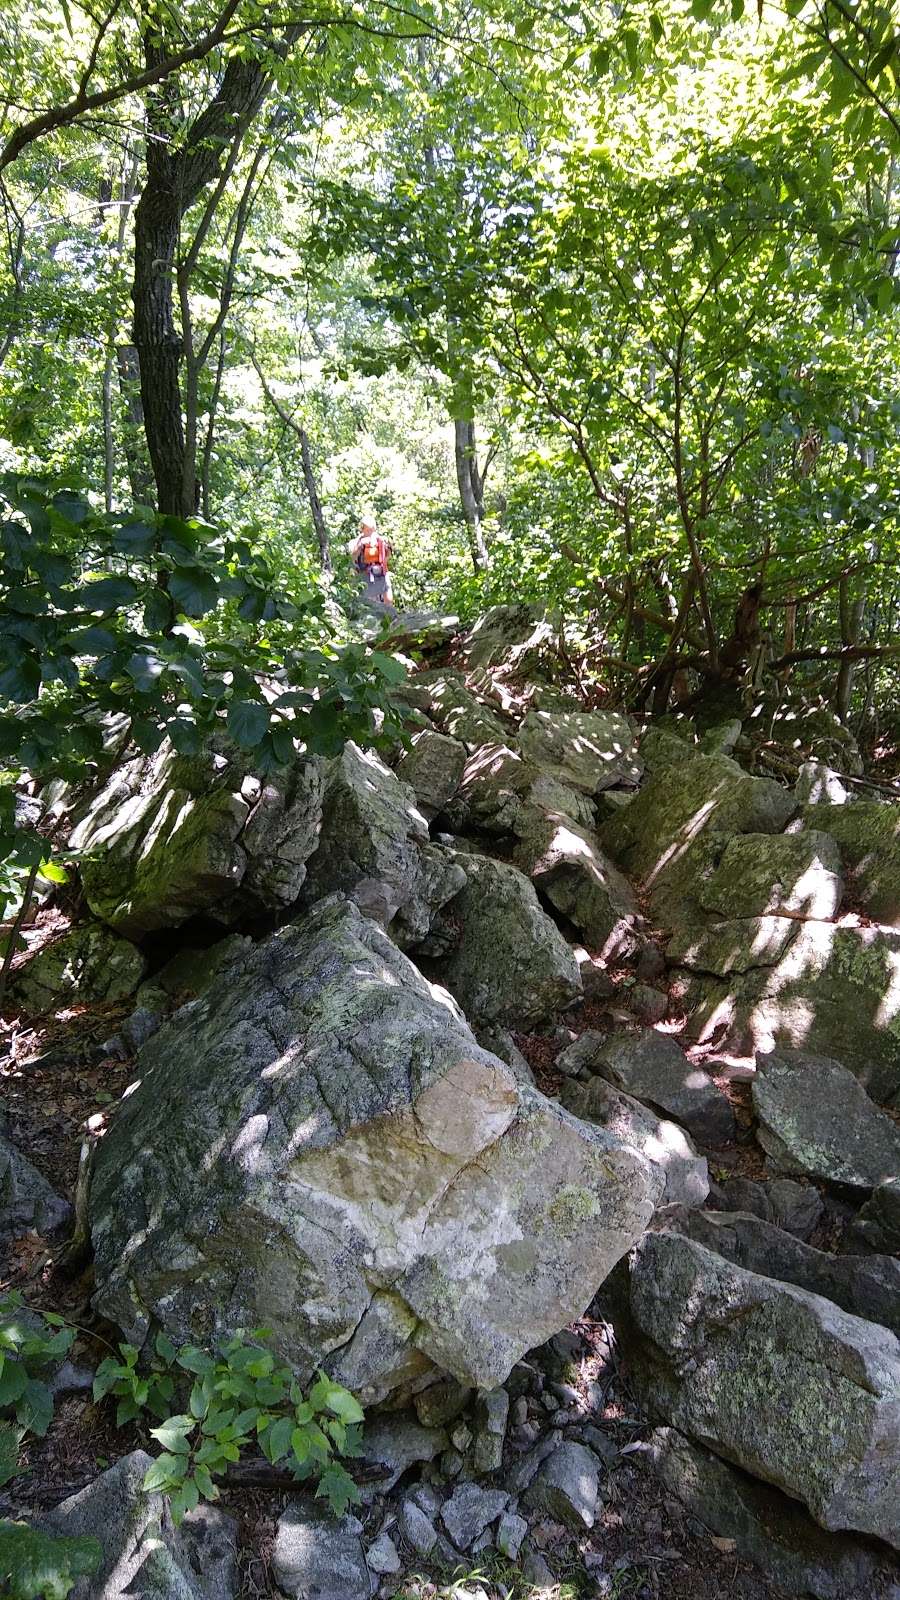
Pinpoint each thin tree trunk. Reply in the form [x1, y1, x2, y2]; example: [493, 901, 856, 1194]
[101, 150, 140, 511]
[835, 576, 867, 723]
[454, 418, 489, 571]
[200, 329, 227, 520]
[299, 426, 331, 573]
[115, 344, 154, 504]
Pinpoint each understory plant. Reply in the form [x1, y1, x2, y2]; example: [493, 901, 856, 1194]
[0, 1292, 74, 1487]
[93, 1329, 364, 1522]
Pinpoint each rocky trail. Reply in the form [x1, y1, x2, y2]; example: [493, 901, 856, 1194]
[2, 602, 900, 1600]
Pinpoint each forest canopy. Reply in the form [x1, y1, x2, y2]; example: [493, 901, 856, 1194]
[2, 0, 900, 902]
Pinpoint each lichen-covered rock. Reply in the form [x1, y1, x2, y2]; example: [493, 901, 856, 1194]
[518, 708, 642, 795]
[590, 1028, 734, 1147]
[38, 1451, 237, 1600]
[600, 754, 795, 923]
[666, 916, 800, 976]
[71, 738, 324, 936]
[12, 923, 146, 1011]
[395, 729, 467, 819]
[513, 812, 641, 961]
[523, 1439, 599, 1529]
[804, 800, 900, 925]
[626, 1230, 900, 1550]
[648, 1427, 881, 1600]
[301, 742, 464, 947]
[562, 1077, 709, 1209]
[460, 603, 557, 672]
[675, 921, 900, 1106]
[272, 1501, 370, 1600]
[639, 725, 697, 772]
[847, 1178, 900, 1256]
[752, 1049, 900, 1188]
[441, 1482, 509, 1549]
[90, 898, 659, 1398]
[445, 744, 594, 837]
[434, 853, 583, 1026]
[411, 671, 509, 748]
[699, 830, 843, 921]
[1, 1126, 71, 1239]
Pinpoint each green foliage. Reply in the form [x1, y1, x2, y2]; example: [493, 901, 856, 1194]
[0, 1522, 102, 1600]
[0, 1294, 74, 1488]
[93, 1330, 364, 1525]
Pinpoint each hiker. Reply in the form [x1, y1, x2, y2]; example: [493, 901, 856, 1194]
[349, 514, 394, 604]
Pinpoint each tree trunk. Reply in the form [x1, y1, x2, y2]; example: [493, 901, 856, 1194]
[835, 576, 867, 724]
[299, 427, 331, 573]
[454, 418, 489, 571]
[115, 345, 155, 505]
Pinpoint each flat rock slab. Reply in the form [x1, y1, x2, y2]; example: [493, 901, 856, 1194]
[591, 1028, 734, 1147]
[435, 852, 583, 1027]
[753, 1049, 900, 1188]
[38, 1450, 238, 1600]
[804, 800, 900, 925]
[627, 1230, 900, 1550]
[649, 1427, 882, 1600]
[519, 708, 642, 795]
[90, 898, 659, 1400]
[272, 1502, 371, 1600]
[667, 916, 799, 977]
[563, 1077, 708, 1210]
[699, 830, 843, 922]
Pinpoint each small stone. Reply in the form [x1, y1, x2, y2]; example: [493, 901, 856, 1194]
[628, 984, 668, 1025]
[496, 1511, 528, 1560]
[635, 944, 666, 984]
[575, 1425, 618, 1466]
[550, 1381, 580, 1406]
[550, 1409, 571, 1428]
[414, 1377, 472, 1428]
[524, 1441, 600, 1530]
[441, 1482, 509, 1550]
[716, 1177, 772, 1221]
[556, 1029, 606, 1078]
[399, 1499, 438, 1557]
[366, 1531, 401, 1575]
[511, 1397, 528, 1426]
[521, 1551, 555, 1587]
[580, 962, 616, 1001]
[450, 1421, 473, 1452]
[410, 1483, 442, 1518]
[513, 1421, 542, 1447]
[473, 1387, 509, 1475]
[753, 1049, 900, 1188]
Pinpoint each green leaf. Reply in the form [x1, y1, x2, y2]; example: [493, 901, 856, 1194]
[0, 1424, 24, 1488]
[0, 1361, 27, 1407]
[169, 1475, 201, 1524]
[142, 1453, 184, 1492]
[17, 1379, 53, 1438]
[316, 1461, 360, 1518]
[226, 700, 270, 748]
[149, 1415, 194, 1453]
[263, 1415, 294, 1463]
[79, 575, 140, 609]
[169, 567, 219, 617]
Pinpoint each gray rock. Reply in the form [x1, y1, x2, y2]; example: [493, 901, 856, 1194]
[90, 898, 659, 1398]
[396, 729, 467, 819]
[412, 671, 508, 748]
[795, 762, 850, 807]
[473, 1387, 510, 1475]
[847, 1178, 900, 1255]
[715, 1176, 772, 1221]
[72, 738, 325, 936]
[519, 708, 642, 795]
[460, 603, 556, 673]
[398, 1499, 438, 1556]
[600, 754, 795, 924]
[521, 1551, 555, 1587]
[272, 1501, 370, 1600]
[699, 830, 843, 922]
[435, 853, 583, 1027]
[0, 1132, 71, 1239]
[627, 983, 668, 1025]
[414, 1377, 472, 1428]
[357, 1415, 448, 1491]
[366, 1531, 401, 1574]
[804, 800, 900, 925]
[676, 921, 900, 1106]
[38, 1450, 237, 1600]
[523, 1440, 599, 1530]
[767, 1177, 824, 1240]
[639, 725, 698, 772]
[441, 1482, 509, 1549]
[626, 1230, 900, 1549]
[12, 923, 147, 1011]
[699, 719, 742, 757]
[302, 741, 463, 948]
[563, 1077, 709, 1209]
[556, 1030, 606, 1079]
[753, 1049, 900, 1188]
[446, 743, 594, 838]
[143, 936, 254, 1004]
[660, 1205, 900, 1337]
[496, 1510, 528, 1560]
[649, 1426, 881, 1600]
[590, 1028, 734, 1147]
[513, 812, 641, 961]
[667, 916, 800, 977]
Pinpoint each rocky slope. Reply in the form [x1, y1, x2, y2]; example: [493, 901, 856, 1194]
[3, 601, 900, 1600]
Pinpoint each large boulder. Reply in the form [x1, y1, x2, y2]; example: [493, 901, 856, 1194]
[272, 1501, 370, 1600]
[513, 812, 640, 960]
[395, 729, 466, 819]
[459, 603, 557, 672]
[588, 1028, 734, 1147]
[667, 916, 800, 977]
[1, 1124, 71, 1239]
[518, 708, 642, 795]
[675, 921, 900, 1106]
[301, 742, 464, 948]
[445, 744, 595, 837]
[434, 853, 583, 1026]
[12, 923, 146, 1011]
[625, 1230, 900, 1550]
[648, 1427, 882, 1600]
[562, 1077, 709, 1209]
[409, 671, 509, 748]
[90, 898, 659, 1399]
[38, 1450, 237, 1600]
[752, 1049, 900, 1188]
[804, 801, 900, 925]
[698, 830, 843, 921]
[600, 754, 795, 923]
[71, 738, 324, 936]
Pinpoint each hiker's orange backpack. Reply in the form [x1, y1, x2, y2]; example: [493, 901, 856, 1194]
[360, 533, 387, 568]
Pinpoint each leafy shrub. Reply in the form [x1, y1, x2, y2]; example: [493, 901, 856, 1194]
[0, 1522, 102, 1600]
[0, 1294, 74, 1487]
[93, 1330, 364, 1523]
